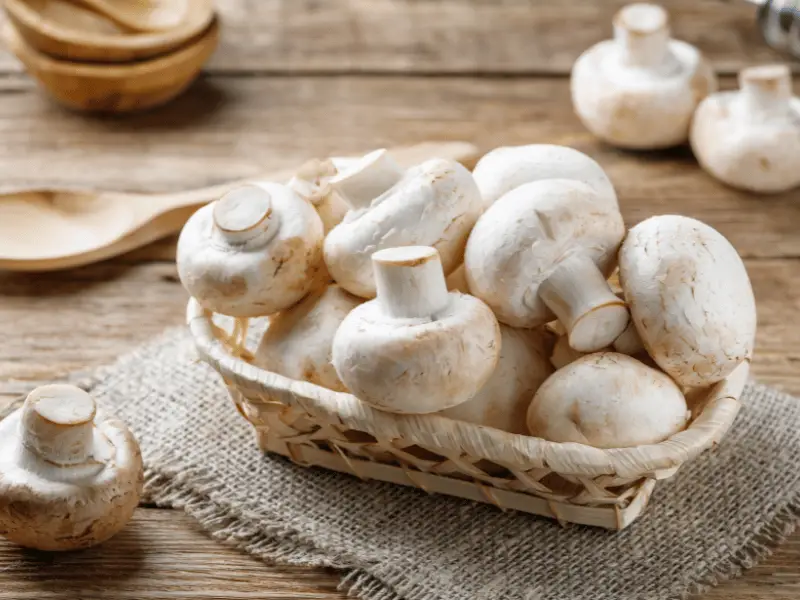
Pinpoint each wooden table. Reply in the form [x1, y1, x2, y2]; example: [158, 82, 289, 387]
[0, 1, 798, 598]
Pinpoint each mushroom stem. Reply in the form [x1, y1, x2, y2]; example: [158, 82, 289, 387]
[538, 253, 630, 352]
[613, 3, 670, 68]
[330, 149, 404, 210]
[213, 184, 280, 245]
[613, 321, 645, 355]
[739, 64, 792, 115]
[373, 246, 450, 319]
[20, 385, 96, 465]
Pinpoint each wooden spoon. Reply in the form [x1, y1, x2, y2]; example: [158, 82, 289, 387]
[2, 18, 218, 112]
[0, 142, 480, 272]
[4, 0, 215, 63]
[70, 0, 193, 32]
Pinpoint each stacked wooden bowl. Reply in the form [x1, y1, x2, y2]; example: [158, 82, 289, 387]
[2, 0, 218, 112]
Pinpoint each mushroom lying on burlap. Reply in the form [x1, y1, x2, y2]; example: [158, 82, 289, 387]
[441, 325, 553, 434]
[571, 2, 716, 149]
[324, 157, 483, 299]
[177, 182, 325, 317]
[255, 284, 362, 392]
[618, 215, 757, 387]
[471, 144, 618, 209]
[0, 385, 143, 551]
[527, 353, 689, 448]
[691, 64, 800, 193]
[332, 246, 500, 414]
[465, 179, 629, 352]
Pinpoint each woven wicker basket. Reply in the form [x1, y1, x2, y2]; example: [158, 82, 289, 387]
[187, 298, 748, 530]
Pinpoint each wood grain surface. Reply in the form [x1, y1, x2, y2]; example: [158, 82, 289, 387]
[0, 0, 783, 75]
[0, 0, 798, 598]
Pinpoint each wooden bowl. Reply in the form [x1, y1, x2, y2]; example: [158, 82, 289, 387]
[4, 0, 215, 63]
[2, 18, 219, 113]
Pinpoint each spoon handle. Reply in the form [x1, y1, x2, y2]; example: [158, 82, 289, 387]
[144, 141, 481, 214]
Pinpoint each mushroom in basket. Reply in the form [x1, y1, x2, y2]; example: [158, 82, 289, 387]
[176, 182, 325, 317]
[324, 156, 484, 299]
[332, 246, 500, 414]
[471, 144, 619, 209]
[615, 215, 757, 388]
[464, 178, 629, 353]
[527, 352, 689, 448]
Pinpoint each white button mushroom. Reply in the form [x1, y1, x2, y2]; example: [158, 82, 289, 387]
[464, 179, 629, 352]
[527, 352, 689, 448]
[332, 246, 500, 414]
[691, 64, 800, 194]
[255, 283, 362, 392]
[571, 3, 717, 149]
[287, 158, 349, 233]
[441, 325, 553, 434]
[177, 182, 325, 317]
[618, 215, 757, 387]
[0, 385, 143, 551]
[471, 144, 618, 209]
[324, 157, 483, 298]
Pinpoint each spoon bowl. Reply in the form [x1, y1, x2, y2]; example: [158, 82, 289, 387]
[2, 17, 219, 112]
[4, 0, 215, 63]
[71, 0, 194, 32]
[0, 142, 480, 272]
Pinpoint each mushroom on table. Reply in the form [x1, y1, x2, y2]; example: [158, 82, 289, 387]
[571, 2, 716, 149]
[0, 385, 143, 551]
[332, 246, 500, 414]
[691, 64, 800, 193]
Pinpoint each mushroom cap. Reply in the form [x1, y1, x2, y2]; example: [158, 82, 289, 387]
[571, 5, 716, 149]
[255, 283, 362, 392]
[287, 158, 349, 232]
[464, 179, 625, 328]
[177, 182, 325, 317]
[332, 291, 500, 414]
[441, 325, 553, 434]
[619, 215, 756, 387]
[0, 387, 142, 551]
[471, 144, 618, 209]
[690, 67, 800, 193]
[527, 352, 689, 448]
[323, 158, 483, 298]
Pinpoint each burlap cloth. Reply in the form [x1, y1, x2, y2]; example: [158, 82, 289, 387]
[9, 327, 800, 600]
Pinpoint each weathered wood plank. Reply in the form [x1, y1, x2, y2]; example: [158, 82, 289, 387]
[0, 0, 779, 75]
[0, 506, 797, 599]
[0, 75, 797, 260]
[0, 508, 347, 599]
[0, 258, 797, 399]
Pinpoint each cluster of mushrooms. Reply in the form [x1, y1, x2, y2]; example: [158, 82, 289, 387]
[572, 2, 800, 194]
[176, 139, 757, 449]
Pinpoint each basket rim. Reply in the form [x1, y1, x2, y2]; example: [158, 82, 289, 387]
[186, 298, 747, 479]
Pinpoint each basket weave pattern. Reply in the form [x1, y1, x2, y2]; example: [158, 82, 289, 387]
[187, 299, 747, 530]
